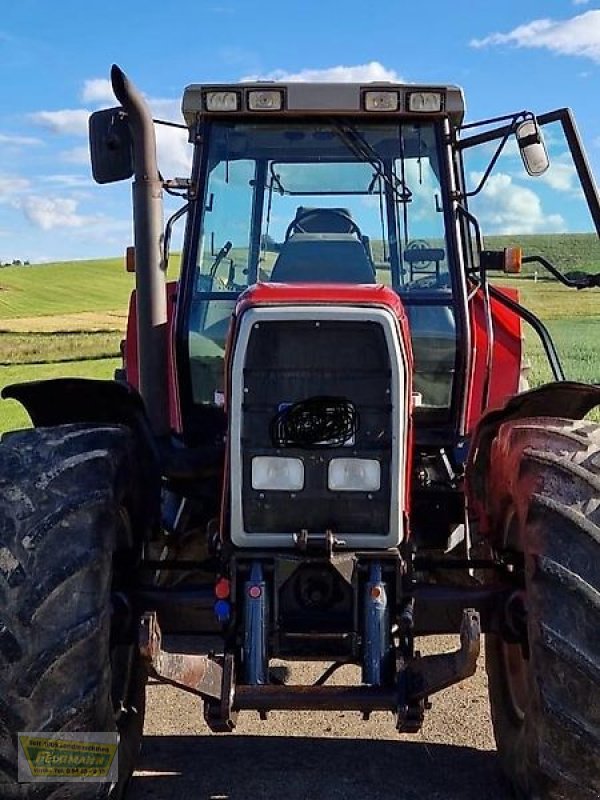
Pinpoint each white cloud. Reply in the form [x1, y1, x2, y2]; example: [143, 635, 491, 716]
[0, 133, 42, 147]
[155, 126, 192, 177]
[538, 157, 578, 193]
[148, 97, 183, 121]
[40, 174, 92, 189]
[573, 0, 590, 5]
[28, 90, 189, 180]
[80, 82, 184, 123]
[30, 109, 91, 136]
[82, 78, 184, 117]
[241, 61, 403, 83]
[31, 91, 183, 143]
[19, 196, 93, 230]
[61, 145, 91, 165]
[81, 78, 114, 104]
[471, 11, 600, 62]
[470, 172, 564, 234]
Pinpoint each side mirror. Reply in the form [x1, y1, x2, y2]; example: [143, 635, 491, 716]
[516, 118, 549, 177]
[89, 107, 134, 184]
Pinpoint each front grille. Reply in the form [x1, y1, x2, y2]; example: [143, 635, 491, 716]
[241, 319, 392, 535]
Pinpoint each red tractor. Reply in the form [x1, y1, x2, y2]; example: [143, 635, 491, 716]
[1, 65, 600, 799]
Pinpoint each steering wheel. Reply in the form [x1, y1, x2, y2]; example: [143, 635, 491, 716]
[404, 239, 450, 289]
[405, 239, 435, 267]
[284, 208, 362, 241]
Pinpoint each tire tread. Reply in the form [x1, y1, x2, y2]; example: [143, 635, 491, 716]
[0, 424, 146, 799]
[484, 418, 600, 799]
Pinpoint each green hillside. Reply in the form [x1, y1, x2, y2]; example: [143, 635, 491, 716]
[0, 240, 598, 433]
[0, 256, 136, 431]
[486, 233, 600, 274]
[0, 257, 134, 319]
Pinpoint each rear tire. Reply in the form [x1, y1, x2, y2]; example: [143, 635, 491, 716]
[0, 424, 151, 799]
[484, 418, 600, 799]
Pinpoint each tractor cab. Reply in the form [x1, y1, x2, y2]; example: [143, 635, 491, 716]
[5, 67, 598, 799]
[179, 86, 461, 419]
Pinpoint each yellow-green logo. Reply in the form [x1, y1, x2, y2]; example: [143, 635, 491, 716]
[18, 732, 118, 783]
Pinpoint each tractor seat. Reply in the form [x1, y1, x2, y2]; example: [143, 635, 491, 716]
[270, 233, 376, 284]
[292, 206, 356, 234]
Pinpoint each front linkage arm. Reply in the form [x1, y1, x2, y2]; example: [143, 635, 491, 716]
[138, 609, 481, 733]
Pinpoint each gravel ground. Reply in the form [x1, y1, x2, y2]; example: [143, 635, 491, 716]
[128, 636, 510, 800]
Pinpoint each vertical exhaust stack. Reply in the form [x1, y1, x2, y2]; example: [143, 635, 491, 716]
[111, 64, 169, 436]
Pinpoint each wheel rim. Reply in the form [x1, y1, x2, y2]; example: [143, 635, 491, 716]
[110, 507, 139, 726]
[500, 510, 529, 723]
[500, 641, 528, 722]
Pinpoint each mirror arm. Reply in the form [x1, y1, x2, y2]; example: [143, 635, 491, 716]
[459, 110, 529, 134]
[454, 111, 536, 200]
[461, 129, 513, 199]
[456, 112, 529, 149]
[537, 108, 600, 238]
[153, 118, 188, 131]
[163, 203, 189, 272]
[522, 255, 600, 290]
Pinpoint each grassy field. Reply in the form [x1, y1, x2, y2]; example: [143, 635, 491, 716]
[0, 358, 120, 432]
[0, 257, 133, 318]
[0, 331, 122, 365]
[0, 257, 131, 431]
[521, 316, 598, 386]
[0, 240, 598, 433]
[495, 275, 600, 386]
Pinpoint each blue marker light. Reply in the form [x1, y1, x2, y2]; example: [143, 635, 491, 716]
[214, 599, 231, 624]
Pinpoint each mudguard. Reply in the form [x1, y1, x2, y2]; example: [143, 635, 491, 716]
[465, 380, 600, 541]
[3, 377, 147, 429]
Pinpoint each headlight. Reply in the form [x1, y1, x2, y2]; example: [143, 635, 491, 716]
[204, 91, 240, 112]
[252, 456, 304, 491]
[328, 458, 381, 492]
[364, 90, 399, 112]
[247, 89, 284, 111]
[407, 91, 443, 112]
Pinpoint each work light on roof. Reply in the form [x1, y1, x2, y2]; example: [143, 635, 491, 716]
[248, 89, 284, 111]
[407, 91, 443, 113]
[364, 91, 400, 112]
[204, 91, 240, 112]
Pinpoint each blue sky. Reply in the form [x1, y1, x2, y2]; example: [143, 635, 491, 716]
[1, 0, 599, 263]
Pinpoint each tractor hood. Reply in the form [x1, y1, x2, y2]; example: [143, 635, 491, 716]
[224, 282, 414, 550]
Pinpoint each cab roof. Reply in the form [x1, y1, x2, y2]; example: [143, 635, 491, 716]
[182, 82, 466, 130]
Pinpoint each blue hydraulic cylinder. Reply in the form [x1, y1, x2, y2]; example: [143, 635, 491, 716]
[362, 562, 391, 686]
[243, 561, 268, 685]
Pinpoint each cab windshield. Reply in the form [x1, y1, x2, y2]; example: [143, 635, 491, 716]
[187, 119, 456, 410]
[193, 120, 450, 292]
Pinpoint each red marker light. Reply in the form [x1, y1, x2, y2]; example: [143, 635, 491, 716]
[215, 578, 231, 599]
[248, 585, 262, 599]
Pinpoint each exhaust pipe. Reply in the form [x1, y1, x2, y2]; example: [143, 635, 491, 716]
[111, 64, 169, 436]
